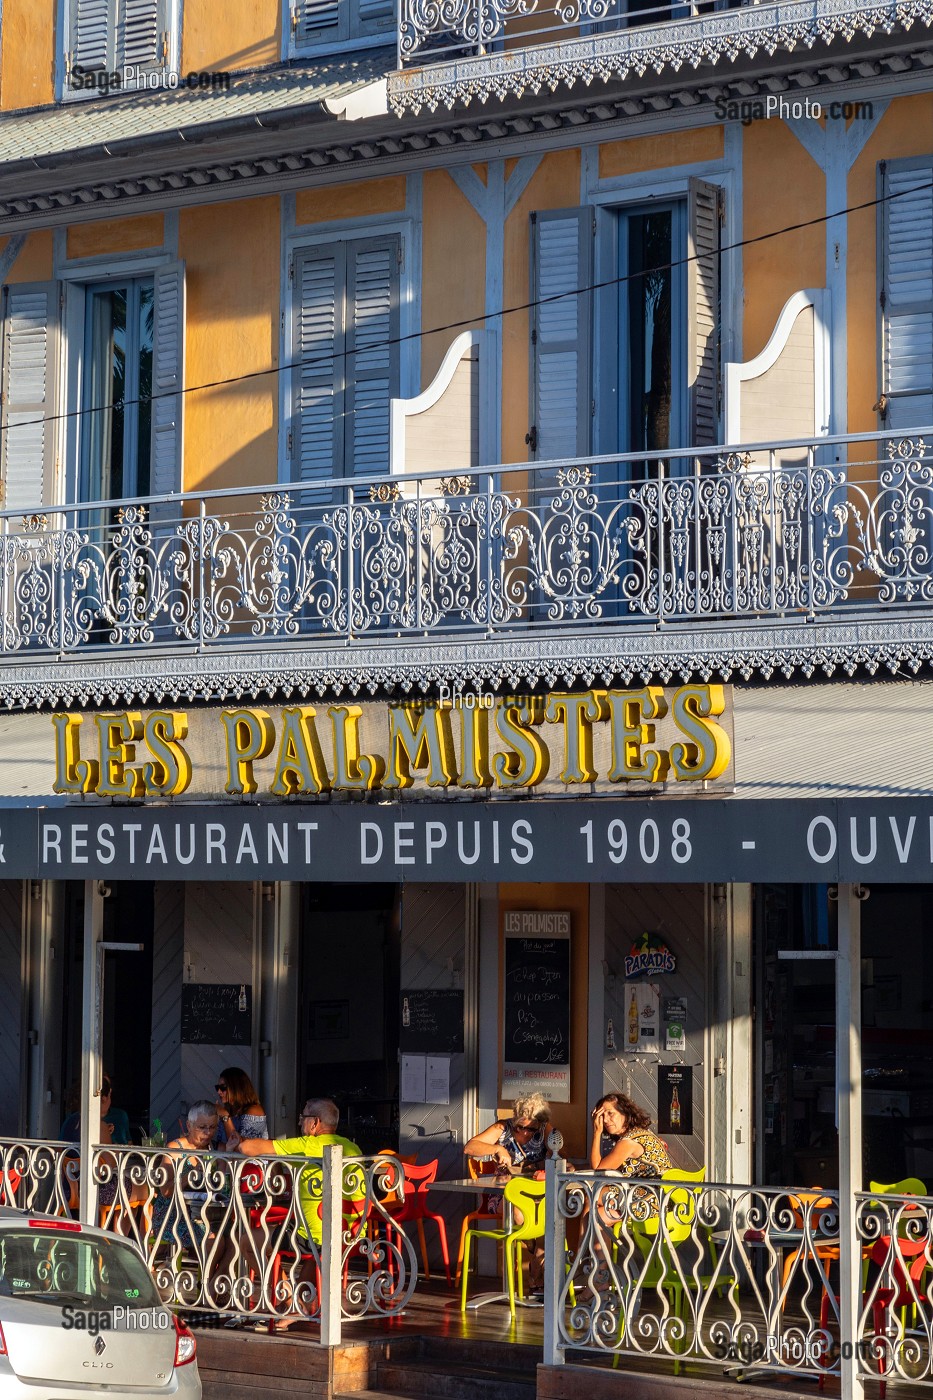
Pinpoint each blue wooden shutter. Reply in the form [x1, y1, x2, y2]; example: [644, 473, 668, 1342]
[688, 178, 722, 449]
[345, 237, 399, 478]
[67, 0, 113, 74]
[881, 159, 933, 432]
[0, 282, 61, 512]
[356, 0, 395, 36]
[118, 0, 163, 73]
[530, 208, 593, 461]
[151, 262, 185, 500]
[293, 246, 344, 485]
[290, 0, 341, 51]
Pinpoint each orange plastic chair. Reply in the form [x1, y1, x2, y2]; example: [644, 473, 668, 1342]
[384, 1158, 451, 1284]
[455, 1157, 501, 1286]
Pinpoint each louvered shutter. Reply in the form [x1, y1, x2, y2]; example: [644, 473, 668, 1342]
[880, 159, 933, 432]
[356, 0, 394, 35]
[291, 0, 341, 50]
[118, 0, 162, 73]
[67, 0, 113, 74]
[346, 238, 399, 478]
[530, 208, 593, 461]
[0, 282, 61, 513]
[293, 247, 343, 486]
[151, 262, 185, 500]
[688, 177, 722, 450]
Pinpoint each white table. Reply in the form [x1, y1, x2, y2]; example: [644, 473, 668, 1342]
[429, 1175, 543, 1311]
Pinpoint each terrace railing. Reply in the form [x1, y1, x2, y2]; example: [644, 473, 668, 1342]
[546, 1169, 933, 1389]
[0, 1138, 417, 1343]
[0, 431, 932, 660]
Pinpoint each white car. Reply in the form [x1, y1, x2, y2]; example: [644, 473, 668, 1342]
[0, 1208, 201, 1397]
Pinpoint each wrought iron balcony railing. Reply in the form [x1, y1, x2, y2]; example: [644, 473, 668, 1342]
[0, 431, 930, 662]
[398, 0, 739, 63]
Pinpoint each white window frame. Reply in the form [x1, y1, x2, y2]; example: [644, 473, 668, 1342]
[56, 240, 177, 506]
[57, 0, 181, 103]
[280, 216, 419, 486]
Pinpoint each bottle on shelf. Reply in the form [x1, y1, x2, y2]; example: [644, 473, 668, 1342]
[628, 990, 639, 1046]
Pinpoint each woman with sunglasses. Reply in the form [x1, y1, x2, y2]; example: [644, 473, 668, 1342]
[214, 1067, 268, 1147]
[464, 1093, 552, 1175]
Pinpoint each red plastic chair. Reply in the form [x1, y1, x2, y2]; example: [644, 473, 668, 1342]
[383, 1159, 451, 1284]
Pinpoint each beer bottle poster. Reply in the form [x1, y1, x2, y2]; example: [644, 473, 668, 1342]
[623, 980, 660, 1054]
[658, 1064, 693, 1136]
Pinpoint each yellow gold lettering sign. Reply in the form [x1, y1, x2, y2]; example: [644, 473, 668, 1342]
[670, 684, 731, 781]
[270, 707, 332, 796]
[605, 688, 670, 783]
[52, 714, 100, 795]
[95, 712, 146, 799]
[328, 705, 385, 790]
[493, 699, 549, 789]
[222, 709, 276, 795]
[544, 690, 608, 784]
[384, 705, 458, 789]
[142, 711, 192, 796]
[457, 706, 492, 789]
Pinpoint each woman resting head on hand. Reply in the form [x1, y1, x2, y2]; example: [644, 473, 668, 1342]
[589, 1092, 672, 1178]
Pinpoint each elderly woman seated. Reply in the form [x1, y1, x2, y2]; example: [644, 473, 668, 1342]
[151, 1101, 220, 1252]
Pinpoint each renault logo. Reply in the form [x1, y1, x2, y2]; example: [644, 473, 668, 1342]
[94, 1336, 106, 1356]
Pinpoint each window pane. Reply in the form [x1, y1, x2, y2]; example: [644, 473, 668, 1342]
[0, 1230, 161, 1309]
[135, 283, 154, 498]
[84, 287, 127, 502]
[627, 211, 673, 453]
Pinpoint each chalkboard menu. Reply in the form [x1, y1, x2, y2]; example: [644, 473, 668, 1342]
[181, 983, 252, 1045]
[503, 932, 570, 1067]
[399, 989, 464, 1054]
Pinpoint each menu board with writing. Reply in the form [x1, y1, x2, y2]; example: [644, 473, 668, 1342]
[501, 911, 571, 1103]
[181, 983, 251, 1045]
[399, 989, 464, 1054]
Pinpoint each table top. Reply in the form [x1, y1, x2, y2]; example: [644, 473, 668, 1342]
[427, 1176, 508, 1194]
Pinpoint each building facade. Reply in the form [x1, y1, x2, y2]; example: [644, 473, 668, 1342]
[0, 0, 931, 1389]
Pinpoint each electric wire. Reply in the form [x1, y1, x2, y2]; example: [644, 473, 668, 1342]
[1, 174, 930, 441]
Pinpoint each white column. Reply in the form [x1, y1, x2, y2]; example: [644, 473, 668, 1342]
[78, 882, 104, 1226]
[320, 1142, 343, 1347]
[543, 1156, 567, 1368]
[836, 884, 864, 1400]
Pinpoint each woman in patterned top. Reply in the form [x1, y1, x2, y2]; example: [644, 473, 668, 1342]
[464, 1093, 551, 1174]
[589, 1093, 671, 1177]
[215, 1067, 268, 1146]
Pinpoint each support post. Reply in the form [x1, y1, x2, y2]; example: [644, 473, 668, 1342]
[836, 884, 864, 1400]
[78, 881, 104, 1226]
[320, 1143, 343, 1348]
[543, 1156, 567, 1368]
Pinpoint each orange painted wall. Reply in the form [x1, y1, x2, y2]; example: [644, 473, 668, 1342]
[295, 176, 407, 226]
[0, 0, 55, 109]
[66, 215, 165, 260]
[421, 169, 485, 388]
[4, 232, 54, 283]
[742, 120, 825, 360]
[178, 197, 279, 494]
[599, 126, 723, 180]
[498, 883, 590, 1160]
[502, 149, 581, 465]
[182, 0, 279, 73]
[847, 94, 933, 441]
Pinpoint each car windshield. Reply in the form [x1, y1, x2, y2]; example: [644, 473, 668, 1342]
[0, 1230, 162, 1310]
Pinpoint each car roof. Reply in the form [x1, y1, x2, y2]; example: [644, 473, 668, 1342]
[0, 1206, 123, 1244]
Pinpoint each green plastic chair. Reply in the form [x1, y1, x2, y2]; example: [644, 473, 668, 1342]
[460, 1177, 546, 1317]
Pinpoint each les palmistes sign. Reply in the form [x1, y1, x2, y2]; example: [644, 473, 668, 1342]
[50, 685, 733, 801]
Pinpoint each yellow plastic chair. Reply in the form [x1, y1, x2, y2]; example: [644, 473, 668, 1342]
[460, 1177, 546, 1317]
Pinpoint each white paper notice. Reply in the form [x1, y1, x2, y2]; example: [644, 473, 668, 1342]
[401, 1053, 426, 1103]
[425, 1056, 450, 1105]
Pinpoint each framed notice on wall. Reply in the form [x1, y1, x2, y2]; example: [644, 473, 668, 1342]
[501, 911, 571, 1103]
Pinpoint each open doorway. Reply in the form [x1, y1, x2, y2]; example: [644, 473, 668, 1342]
[298, 883, 400, 1154]
[60, 881, 155, 1139]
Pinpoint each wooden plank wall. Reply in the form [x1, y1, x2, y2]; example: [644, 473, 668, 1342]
[603, 883, 707, 1172]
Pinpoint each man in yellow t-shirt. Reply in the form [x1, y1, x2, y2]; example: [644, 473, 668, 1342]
[235, 1097, 362, 1245]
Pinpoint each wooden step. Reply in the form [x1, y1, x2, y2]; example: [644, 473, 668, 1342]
[375, 1358, 536, 1400]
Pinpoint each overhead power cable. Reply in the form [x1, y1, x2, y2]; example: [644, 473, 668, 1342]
[1, 175, 930, 441]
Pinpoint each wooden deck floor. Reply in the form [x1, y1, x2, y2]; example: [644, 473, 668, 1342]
[193, 1277, 933, 1399]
